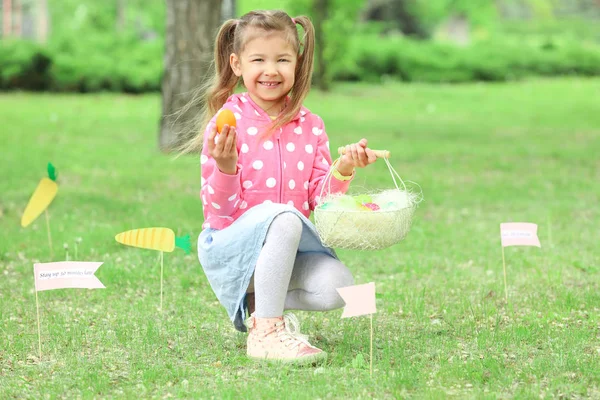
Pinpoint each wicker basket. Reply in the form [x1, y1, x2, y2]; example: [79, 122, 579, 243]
[314, 152, 421, 251]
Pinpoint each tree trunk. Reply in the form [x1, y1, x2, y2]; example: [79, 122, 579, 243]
[221, 0, 236, 22]
[3, 0, 12, 38]
[314, 0, 329, 91]
[392, 0, 428, 39]
[159, 0, 222, 152]
[13, 0, 21, 37]
[37, 0, 48, 43]
[116, 0, 125, 32]
[364, 0, 428, 38]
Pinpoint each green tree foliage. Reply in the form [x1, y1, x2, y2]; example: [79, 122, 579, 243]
[49, 0, 165, 39]
[362, 0, 499, 38]
[286, 0, 364, 89]
[415, 0, 498, 28]
[2, 0, 599, 91]
[38, 0, 164, 92]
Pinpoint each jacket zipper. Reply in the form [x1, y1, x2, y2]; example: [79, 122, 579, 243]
[277, 133, 283, 203]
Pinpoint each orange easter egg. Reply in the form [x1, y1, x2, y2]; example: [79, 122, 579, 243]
[216, 109, 237, 133]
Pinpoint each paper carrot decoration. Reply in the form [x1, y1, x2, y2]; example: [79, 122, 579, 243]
[500, 222, 541, 303]
[33, 261, 105, 360]
[337, 282, 377, 377]
[21, 163, 58, 227]
[115, 227, 191, 253]
[115, 227, 191, 311]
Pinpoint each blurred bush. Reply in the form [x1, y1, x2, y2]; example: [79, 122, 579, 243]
[334, 34, 600, 83]
[49, 36, 163, 93]
[2, 28, 600, 91]
[0, 35, 162, 93]
[3, 0, 600, 91]
[0, 40, 52, 90]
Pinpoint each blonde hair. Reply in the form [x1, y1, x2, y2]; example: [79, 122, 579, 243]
[182, 10, 315, 154]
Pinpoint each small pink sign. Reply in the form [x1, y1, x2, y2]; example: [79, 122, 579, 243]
[500, 222, 541, 248]
[34, 262, 105, 292]
[336, 282, 376, 318]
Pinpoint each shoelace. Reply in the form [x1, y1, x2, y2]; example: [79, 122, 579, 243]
[277, 313, 312, 349]
[245, 313, 313, 350]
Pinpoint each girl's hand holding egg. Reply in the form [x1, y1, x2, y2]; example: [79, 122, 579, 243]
[336, 138, 377, 176]
[207, 109, 238, 175]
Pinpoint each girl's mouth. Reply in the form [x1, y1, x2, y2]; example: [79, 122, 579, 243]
[259, 81, 281, 88]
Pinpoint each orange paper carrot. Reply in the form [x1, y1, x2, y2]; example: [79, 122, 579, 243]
[115, 228, 191, 253]
[21, 163, 58, 227]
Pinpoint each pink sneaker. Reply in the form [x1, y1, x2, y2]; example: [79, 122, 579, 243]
[246, 313, 327, 365]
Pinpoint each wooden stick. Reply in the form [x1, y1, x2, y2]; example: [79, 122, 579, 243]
[35, 283, 42, 360]
[337, 147, 390, 159]
[370, 313, 374, 377]
[45, 209, 53, 258]
[502, 246, 508, 304]
[547, 214, 553, 248]
[160, 251, 164, 311]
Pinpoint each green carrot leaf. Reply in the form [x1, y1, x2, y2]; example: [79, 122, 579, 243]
[175, 235, 191, 254]
[47, 163, 58, 181]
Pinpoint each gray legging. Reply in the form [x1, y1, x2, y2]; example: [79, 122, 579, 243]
[248, 212, 355, 318]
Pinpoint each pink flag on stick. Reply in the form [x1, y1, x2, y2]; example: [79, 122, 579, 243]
[336, 282, 376, 318]
[500, 223, 541, 247]
[33, 262, 105, 291]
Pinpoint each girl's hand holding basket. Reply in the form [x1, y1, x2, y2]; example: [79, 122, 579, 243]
[335, 138, 378, 176]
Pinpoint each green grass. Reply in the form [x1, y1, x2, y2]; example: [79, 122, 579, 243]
[1, 78, 599, 399]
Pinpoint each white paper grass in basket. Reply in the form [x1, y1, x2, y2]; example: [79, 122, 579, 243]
[314, 157, 423, 250]
[316, 157, 423, 209]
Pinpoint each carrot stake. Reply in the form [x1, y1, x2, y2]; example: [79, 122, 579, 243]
[45, 210, 53, 258]
[115, 228, 190, 310]
[160, 251, 164, 311]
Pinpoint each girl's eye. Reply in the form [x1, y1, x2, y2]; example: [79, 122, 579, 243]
[279, 59, 290, 62]
[252, 58, 263, 62]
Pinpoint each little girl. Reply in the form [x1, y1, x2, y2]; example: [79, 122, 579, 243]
[191, 10, 376, 364]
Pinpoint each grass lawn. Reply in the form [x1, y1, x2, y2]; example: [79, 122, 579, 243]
[1, 78, 599, 399]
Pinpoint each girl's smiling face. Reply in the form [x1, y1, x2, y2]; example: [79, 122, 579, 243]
[230, 30, 298, 116]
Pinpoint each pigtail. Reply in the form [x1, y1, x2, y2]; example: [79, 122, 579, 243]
[290, 15, 315, 111]
[205, 20, 240, 125]
[269, 15, 315, 135]
[177, 20, 240, 155]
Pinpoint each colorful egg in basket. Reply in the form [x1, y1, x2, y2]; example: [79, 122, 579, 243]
[314, 153, 422, 251]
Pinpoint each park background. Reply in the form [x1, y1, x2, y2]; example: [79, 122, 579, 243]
[1, 0, 599, 398]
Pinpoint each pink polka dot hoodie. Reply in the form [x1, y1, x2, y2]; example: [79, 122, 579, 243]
[200, 93, 354, 231]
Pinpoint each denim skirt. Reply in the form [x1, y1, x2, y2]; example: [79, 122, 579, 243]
[197, 202, 337, 332]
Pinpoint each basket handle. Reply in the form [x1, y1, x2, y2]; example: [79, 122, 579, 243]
[318, 147, 405, 206]
[318, 146, 423, 207]
[337, 147, 390, 159]
[337, 145, 406, 192]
